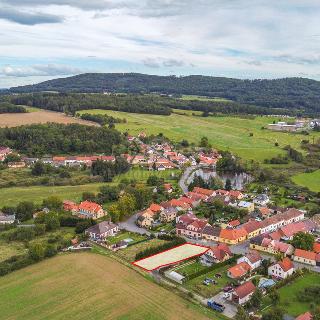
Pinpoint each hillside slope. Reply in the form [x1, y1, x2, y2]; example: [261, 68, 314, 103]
[8, 73, 320, 113]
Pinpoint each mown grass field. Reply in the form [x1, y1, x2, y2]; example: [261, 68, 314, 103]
[0, 253, 213, 320]
[0, 183, 106, 207]
[291, 169, 320, 192]
[0, 167, 178, 207]
[78, 109, 319, 163]
[262, 272, 320, 317]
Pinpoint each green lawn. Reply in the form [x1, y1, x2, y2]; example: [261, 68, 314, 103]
[184, 263, 233, 298]
[78, 109, 319, 163]
[0, 239, 27, 262]
[173, 260, 208, 277]
[0, 182, 106, 207]
[262, 272, 320, 316]
[291, 169, 320, 192]
[106, 231, 146, 245]
[113, 167, 180, 184]
[179, 95, 231, 102]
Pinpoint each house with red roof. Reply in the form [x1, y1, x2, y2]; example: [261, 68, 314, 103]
[219, 228, 248, 244]
[163, 183, 173, 193]
[227, 219, 241, 228]
[175, 213, 209, 239]
[295, 312, 313, 320]
[200, 243, 232, 265]
[192, 187, 216, 198]
[279, 220, 315, 240]
[241, 219, 262, 239]
[250, 236, 294, 256]
[268, 257, 295, 279]
[231, 281, 256, 305]
[149, 203, 163, 214]
[229, 190, 244, 200]
[293, 249, 317, 266]
[63, 200, 79, 213]
[313, 242, 320, 254]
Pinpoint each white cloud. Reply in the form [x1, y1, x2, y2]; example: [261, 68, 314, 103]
[0, 0, 320, 86]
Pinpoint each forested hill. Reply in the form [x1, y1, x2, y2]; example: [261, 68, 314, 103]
[7, 73, 320, 113]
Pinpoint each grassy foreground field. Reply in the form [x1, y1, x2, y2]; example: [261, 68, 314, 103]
[291, 169, 320, 192]
[78, 109, 320, 163]
[0, 253, 213, 320]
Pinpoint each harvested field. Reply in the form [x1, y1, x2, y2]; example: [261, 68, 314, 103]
[0, 253, 212, 320]
[133, 243, 209, 271]
[0, 110, 98, 128]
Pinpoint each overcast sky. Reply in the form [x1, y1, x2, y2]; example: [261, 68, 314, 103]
[0, 0, 320, 88]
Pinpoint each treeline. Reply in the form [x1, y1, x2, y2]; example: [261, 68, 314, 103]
[9, 93, 171, 116]
[0, 123, 125, 156]
[0, 102, 26, 113]
[78, 113, 126, 126]
[6, 92, 302, 117]
[7, 73, 320, 114]
[91, 158, 130, 182]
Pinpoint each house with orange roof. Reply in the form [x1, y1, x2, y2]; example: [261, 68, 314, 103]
[163, 183, 173, 193]
[293, 249, 317, 266]
[219, 228, 248, 244]
[268, 257, 295, 279]
[78, 200, 106, 219]
[313, 242, 320, 254]
[227, 219, 241, 228]
[227, 262, 251, 279]
[149, 203, 163, 214]
[259, 207, 272, 218]
[242, 219, 262, 239]
[229, 190, 244, 200]
[63, 200, 79, 213]
[192, 187, 216, 198]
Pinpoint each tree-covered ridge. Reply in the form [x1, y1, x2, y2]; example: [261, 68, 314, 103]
[0, 123, 125, 156]
[6, 73, 320, 113]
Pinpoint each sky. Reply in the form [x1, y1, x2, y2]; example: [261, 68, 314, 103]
[0, 0, 320, 88]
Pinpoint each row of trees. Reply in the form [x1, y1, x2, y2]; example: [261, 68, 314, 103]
[0, 102, 26, 113]
[79, 113, 127, 127]
[91, 158, 130, 182]
[0, 123, 125, 156]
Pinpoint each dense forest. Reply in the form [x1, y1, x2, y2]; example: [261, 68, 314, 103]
[0, 123, 125, 156]
[5, 92, 299, 116]
[5, 73, 320, 114]
[0, 102, 26, 114]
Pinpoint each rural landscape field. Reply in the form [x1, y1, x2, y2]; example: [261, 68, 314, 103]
[78, 109, 320, 163]
[0, 109, 97, 128]
[0, 253, 213, 320]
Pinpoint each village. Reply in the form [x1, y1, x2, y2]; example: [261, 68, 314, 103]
[0, 132, 320, 320]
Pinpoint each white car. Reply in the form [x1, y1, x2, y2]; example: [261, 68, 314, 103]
[223, 292, 231, 299]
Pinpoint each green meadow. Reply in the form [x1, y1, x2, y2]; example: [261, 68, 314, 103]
[291, 169, 320, 192]
[78, 109, 319, 163]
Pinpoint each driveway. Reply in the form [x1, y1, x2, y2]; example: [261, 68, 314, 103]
[118, 213, 151, 235]
[209, 292, 237, 318]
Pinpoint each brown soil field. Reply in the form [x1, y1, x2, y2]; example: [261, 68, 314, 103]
[0, 110, 99, 128]
[0, 253, 212, 320]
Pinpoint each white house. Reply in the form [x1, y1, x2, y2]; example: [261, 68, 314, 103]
[237, 251, 262, 270]
[268, 257, 295, 279]
[231, 281, 256, 305]
[85, 221, 119, 240]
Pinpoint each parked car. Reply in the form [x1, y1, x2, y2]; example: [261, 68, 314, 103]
[223, 286, 233, 292]
[207, 300, 225, 313]
[215, 273, 222, 278]
[223, 292, 231, 299]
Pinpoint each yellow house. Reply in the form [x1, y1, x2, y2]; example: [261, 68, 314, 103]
[219, 228, 248, 245]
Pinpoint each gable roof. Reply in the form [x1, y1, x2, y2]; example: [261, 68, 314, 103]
[294, 249, 317, 261]
[192, 187, 215, 196]
[245, 250, 262, 264]
[228, 219, 241, 227]
[149, 203, 163, 212]
[234, 281, 256, 299]
[313, 242, 320, 254]
[220, 228, 247, 241]
[78, 201, 102, 213]
[277, 257, 294, 272]
[228, 262, 251, 278]
[86, 221, 117, 234]
[242, 220, 262, 234]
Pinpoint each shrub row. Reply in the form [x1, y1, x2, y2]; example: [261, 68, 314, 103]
[135, 237, 186, 261]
